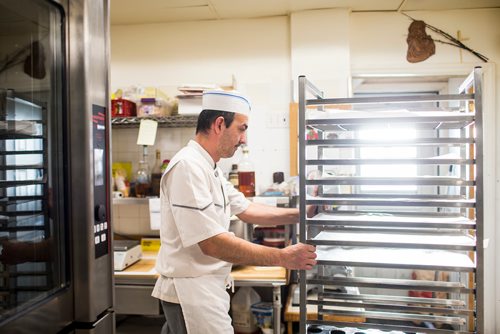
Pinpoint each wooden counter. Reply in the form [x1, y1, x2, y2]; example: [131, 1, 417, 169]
[114, 251, 287, 284]
[114, 251, 158, 284]
[114, 250, 287, 334]
[231, 265, 287, 285]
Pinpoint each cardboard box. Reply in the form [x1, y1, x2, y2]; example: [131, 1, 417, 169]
[177, 95, 202, 115]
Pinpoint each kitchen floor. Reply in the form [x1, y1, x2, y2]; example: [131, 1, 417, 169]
[116, 315, 165, 334]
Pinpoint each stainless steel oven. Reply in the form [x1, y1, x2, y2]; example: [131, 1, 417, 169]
[0, 0, 113, 333]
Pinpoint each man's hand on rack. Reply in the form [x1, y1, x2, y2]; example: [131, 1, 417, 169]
[306, 204, 318, 218]
[280, 242, 317, 270]
[306, 183, 319, 218]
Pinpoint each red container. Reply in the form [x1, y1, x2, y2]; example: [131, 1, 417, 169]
[111, 98, 136, 117]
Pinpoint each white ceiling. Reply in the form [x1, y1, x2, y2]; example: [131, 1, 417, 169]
[111, 0, 500, 25]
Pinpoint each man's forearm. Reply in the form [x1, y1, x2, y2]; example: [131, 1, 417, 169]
[199, 232, 282, 266]
[198, 232, 317, 270]
[237, 202, 318, 226]
[237, 203, 299, 226]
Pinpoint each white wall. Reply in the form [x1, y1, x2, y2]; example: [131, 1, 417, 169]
[111, 17, 291, 189]
[290, 9, 351, 98]
[350, 9, 500, 73]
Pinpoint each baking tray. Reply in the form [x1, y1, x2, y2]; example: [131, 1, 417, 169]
[315, 246, 475, 271]
[306, 195, 474, 208]
[307, 276, 471, 294]
[305, 177, 474, 186]
[308, 212, 475, 229]
[310, 231, 475, 251]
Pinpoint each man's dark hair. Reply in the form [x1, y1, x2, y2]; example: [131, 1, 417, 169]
[196, 109, 235, 134]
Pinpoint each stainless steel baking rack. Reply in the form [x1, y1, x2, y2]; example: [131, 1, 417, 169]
[298, 67, 484, 334]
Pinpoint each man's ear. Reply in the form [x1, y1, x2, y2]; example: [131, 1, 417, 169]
[213, 116, 225, 134]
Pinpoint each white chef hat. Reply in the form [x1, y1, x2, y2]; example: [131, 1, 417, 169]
[202, 90, 251, 116]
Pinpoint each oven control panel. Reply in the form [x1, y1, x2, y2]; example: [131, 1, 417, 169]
[92, 104, 109, 258]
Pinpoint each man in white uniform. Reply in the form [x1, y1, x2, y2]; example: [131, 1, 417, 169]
[152, 90, 317, 334]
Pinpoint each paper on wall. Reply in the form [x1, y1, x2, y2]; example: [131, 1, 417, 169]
[137, 119, 158, 146]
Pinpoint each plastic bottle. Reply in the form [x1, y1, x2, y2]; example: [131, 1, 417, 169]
[135, 160, 151, 198]
[238, 146, 255, 197]
[229, 164, 239, 189]
[150, 149, 162, 196]
[231, 287, 261, 334]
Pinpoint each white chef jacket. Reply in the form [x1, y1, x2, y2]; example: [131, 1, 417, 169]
[152, 140, 250, 305]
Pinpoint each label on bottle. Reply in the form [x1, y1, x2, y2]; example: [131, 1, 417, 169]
[229, 172, 239, 188]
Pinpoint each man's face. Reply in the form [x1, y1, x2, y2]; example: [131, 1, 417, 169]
[219, 113, 248, 158]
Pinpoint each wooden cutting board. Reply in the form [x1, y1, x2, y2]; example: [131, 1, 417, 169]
[231, 266, 286, 281]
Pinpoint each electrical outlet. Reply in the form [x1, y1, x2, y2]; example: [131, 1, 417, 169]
[266, 111, 289, 128]
[278, 111, 289, 128]
[267, 111, 290, 128]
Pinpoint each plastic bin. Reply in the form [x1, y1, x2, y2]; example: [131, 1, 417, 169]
[137, 98, 173, 117]
[250, 302, 273, 333]
[111, 98, 136, 117]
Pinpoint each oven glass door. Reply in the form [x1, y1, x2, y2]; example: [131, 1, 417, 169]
[0, 0, 67, 324]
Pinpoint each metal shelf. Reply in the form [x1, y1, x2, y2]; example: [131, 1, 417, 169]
[318, 291, 465, 307]
[0, 196, 44, 202]
[0, 210, 44, 217]
[0, 150, 44, 156]
[298, 69, 484, 333]
[0, 214, 45, 226]
[307, 276, 471, 293]
[306, 158, 474, 165]
[0, 91, 55, 321]
[306, 176, 474, 186]
[308, 298, 471, 317]
[306, 195, 475, 208]
[308, 212, 476, 229]
[310, 230, 476, 251]
[0, 225, 47, 232]
[306, 137, 475, 147]
[307, 321, 475, 334]
[316, 309, 466, 326]
[306, 113, 475, 131]
[111, 115, 198, 128]
[0, 164, 45, 171]
[0, 177, 46, 188]
[306, 93, 475, 105]
[0, 134, 44, 140]
[0, 120, 44, 138]
[315, 246, 475, 271]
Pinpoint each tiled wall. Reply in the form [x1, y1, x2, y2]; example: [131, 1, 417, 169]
[111, 127, 194, 237]
[112, 199, 159, 237]
[111, 127, 195, 178]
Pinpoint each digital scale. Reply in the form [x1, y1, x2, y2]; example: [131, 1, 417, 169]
[113, 240, 142, 271]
